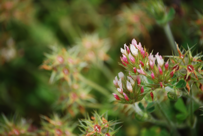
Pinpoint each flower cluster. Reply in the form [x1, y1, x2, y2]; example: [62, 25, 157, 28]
[76, 34, 110, 64]
[56, 82, 95, 116]
[169, 44, 203, 92]
[0, 115, 35, 136]
[79, 112, 120, 136]
[40, 114, 76, 136]
[114, 39, 175, 103]
[113, 72, 151, 104]
[41, 45, 83, 83]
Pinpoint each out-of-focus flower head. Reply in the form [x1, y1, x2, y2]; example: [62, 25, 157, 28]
[76, 34, 110, 64]
[40, 114, 76, 136]
[0, 115, 35, 136]
[169, 44, 203, 92]
[117, 4, 153, 38]
[41, 45, 85, 83]
[0, 37, 17, 64]
[144, 0, 175, 26]
[79, 112, 120, 136]
[0, 0, 35, 24]
[56, 82, 96, 116]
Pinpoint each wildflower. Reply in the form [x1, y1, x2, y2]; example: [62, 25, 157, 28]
[150, 92, 154, 100]
[158, 66, 163, 75]
[126, 81, 133, 92]
[140, 61, 144, 67]
[141, 86, 144, 94]
[123, 93, 129, 101]
[133, 67, 137, 73]
[113, 76, 119, 87]
[137, 65, 146, 75]
[137, 76, 141, 85]
[117, 88, 123, 93]
[118, 72, 124, 79]
[130, 44, 138, 56]
[129, 53, 135, 63]
[151, 72, 155, 79]
[164, 61, 169, 70]
[155, 53, 164, 67]
[148, 53, 156, 69]
[113, 93, 120, 100]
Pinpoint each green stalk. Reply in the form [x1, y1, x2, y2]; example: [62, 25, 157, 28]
[78, 74, 110, 97]
[157, 102, 180, 136]
[163, 23, 178, 55]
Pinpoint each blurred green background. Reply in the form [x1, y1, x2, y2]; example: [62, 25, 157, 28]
[1, 0, 203, 135]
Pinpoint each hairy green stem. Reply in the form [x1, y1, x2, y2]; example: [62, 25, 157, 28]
[78, 74, 110, 97]
[163, 23, 178, 55]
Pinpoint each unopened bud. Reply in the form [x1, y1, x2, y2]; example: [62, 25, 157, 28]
[126, 81, 133, 92]
[113, 93, 120, 100]
[170, 71, 174, 77]
[123, 93, 129, 101]
[140, 61, 144, 67]
[150, 92, 154, 100]
[133, 67, 137, 73]
[117, 88, 123, 93]
[57, 56, 64, 64]
[151, 72, 155, 79]
[160, 82, 163, 88]
[158, 66, 163, 75]
[137, 76, 141, 85]
[122, 54, 129, 64]
[165, 61, 169, 70]
[129, 53, 135, 63]
[141, 86, 144, 94]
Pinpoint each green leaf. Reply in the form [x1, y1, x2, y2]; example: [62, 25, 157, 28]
[146, 106, 155, 113]
[176, 80, 186, 88]
[176, 113, 187, 120]
[174, 98, 187, 114]
[167, 92, 177, 101]
[138, 102, 145, 111]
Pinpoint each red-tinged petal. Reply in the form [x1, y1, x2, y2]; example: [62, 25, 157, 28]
[173, 64, 179, 72]
[170, 71, 174, 77]
[113, 93, 120, 100]
[151, 72, 155, 79]
[150, 92, 154, 100]
[140, 61, 144, 67]
[133, 67, 137, 73]
[123, 93, 129, 101]
[187, 65, 194, 73]
[158, 66, 163, 75]
[137, 76, 141, 85]
[141, 86, 144, 94]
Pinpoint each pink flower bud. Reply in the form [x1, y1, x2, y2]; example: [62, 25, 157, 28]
[150, 92, 154, 100]
[160, 82, 163, 88]
[63, 68, 69, 75]
[158, 66, 163, 75]
[141, 50, 145, 58]
[141, 86, 144, 94]
[121, 61, 126, 66]
[113, 76, 118, 87]
[137, 76, 141, 85]
[126, 81, 133, 92]
[165, 61, 169, 70]
[105, 133, 110, 136]
[122, 54, 129, 64]
[123, 93, 129, 101]
[170, 71, 174, 77]
[117, 88, 123, 93]
[133, 67, 137, 73]
[113, 93, 120, 100]
[129, 53, 135, 63]
[140, 61, 144, 67]
[125, 45, 130, 54]
[137, 65, 146, 75]
[151, 72, 155, 79]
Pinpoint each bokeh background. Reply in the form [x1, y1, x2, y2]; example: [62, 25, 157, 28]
[1, 0, 203, 135]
